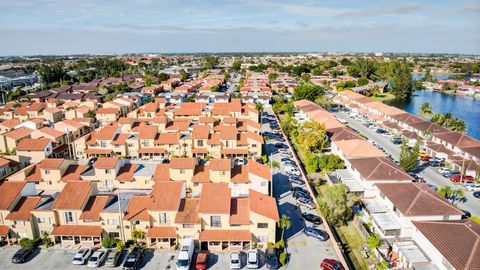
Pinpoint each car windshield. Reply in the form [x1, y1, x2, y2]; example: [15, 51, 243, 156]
[107, 257, 114, 262]
[78, 249, 86, 255]
[248, 253, 257, 262]
[90, 257, 98, 262]
[177, 259, 189, 267]
[126, 255, 136, 262]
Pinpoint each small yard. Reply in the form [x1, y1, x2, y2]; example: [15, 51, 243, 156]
[371, 92, 396, 102]
[337, 222, 376, 270]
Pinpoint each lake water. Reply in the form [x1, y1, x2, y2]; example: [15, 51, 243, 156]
[386, 90, 480, 140]
[412, 73, 480, 81]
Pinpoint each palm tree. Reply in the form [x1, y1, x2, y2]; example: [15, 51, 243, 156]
[279, 214, 292, 241]
[437, 186, 452, 199]
[255, 103, 264, 112]
[419, 102, 432, 118]
[450, 119, 466, 133]
[269, 160, 280, 173]
[452, 189, 465, 205]
[130, 229, 145, 243]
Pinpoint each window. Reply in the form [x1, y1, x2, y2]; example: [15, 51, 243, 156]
[230, 224, 241, 227]
[257, 223, 268, 229]
[107, 218, 118, 226]
[258, 235, 268, 243]
[183, 224, 194, 229]
[159, 213, 169, 224]
[220, 171, 226, 176]
[180, 169, 185, 174]
[252, 144, 257, 148]
[37, 217, 50, 224]
[261, 182, 267, 187]
[105, 169, 111, 174]
[142, 140, 150, 147]
[100, 141, 107, 148]
[210, 216, 221, 227]
[64, 212, 74, 223]
[109, 232, 120, 238]
[197, 140, 204, 147]
[44, 170, 50, 175]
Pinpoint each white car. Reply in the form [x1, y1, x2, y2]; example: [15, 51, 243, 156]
[235, 159, 247, 166]
[72, 248, 93, 265]
[247, 249, 259, 269]
[87, 250, 107, 268]
[438, 167, 450, 174]
[466, 184, 480, 192]
[230, 252, 241, 269]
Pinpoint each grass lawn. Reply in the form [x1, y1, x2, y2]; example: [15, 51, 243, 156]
[471, 216, 480, 224]
[337, 222, 375, 270]
[371, 92, 395, 102]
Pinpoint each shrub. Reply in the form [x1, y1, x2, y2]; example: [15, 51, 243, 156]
[102, 235, 118, 249]
[273, 239, 285, 250]
[19, 238, 33, 248]
[279, 250, 287, 267]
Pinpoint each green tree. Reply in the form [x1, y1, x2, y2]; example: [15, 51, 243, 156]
[130, 229, 145, 242]
[101, 235, 119, 248]
[158, 72, 170, 82]
[297, 121, 328, 153]
[202, 55, 219, 69]
[419, 102, 433, 119]
[280, 116, 298, 137]
[367, 232, 382, 251]
[452, 189, 465, 205]
[340, 58, 353, 66]
[423, 68, 434, 82]
[232, 61, 242, 72]
[278, 214, 292, 241]
[179, 69, 188, 81]
[318, 154, 345, 173]
[389, 61, 414, 100]
[357, 77, 369, 86]
[437, 186, 452, 199]
[268, 73, 279, 82]
[318, 184, 356, 226]
[255, 103, 264, 112]
[268, 160, 280, 173]
[19, 238, 34, 248]
[292, 84, 324, 101]
[399, 141, 419, 171]
[312, 67, 324, 76]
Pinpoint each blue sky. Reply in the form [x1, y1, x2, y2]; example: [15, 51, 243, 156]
[0, 0, 479, 55]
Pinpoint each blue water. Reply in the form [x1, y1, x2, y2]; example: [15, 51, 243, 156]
[386, 90, 480, 140]
[412, 73, 480, 81]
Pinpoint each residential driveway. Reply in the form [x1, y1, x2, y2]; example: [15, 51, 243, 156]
[262, 109, 340, 269]
[334, 111, 480, 217]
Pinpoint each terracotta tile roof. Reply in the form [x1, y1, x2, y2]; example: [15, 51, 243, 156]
[96, 107, 119, 115]
[155, 133, 179, 145]
[152, 164, 170, 181]
[170, 158, 196, 169]
[199, 116, 216, 123]
[209, 158, 231, 171]
[52, 181, 91, 210]
[38, 158, 64, 169]
[349, 157, 414, 182]
[124, 195, 150, 221]
[219, 126, 238, 140]
[79, 195, 110, 221]
[116, 164, 137, 181]
[335, 139, 386, 159]
[146, 227, 177, 238]
[376, 183, 463, 216]
[25, 165, 42, 182]
[434, 131, 480, 150]
[61, 119, 87, 129]
[148, 181, 184, 211]
[94, 157, 118, 169]
[230, 198, 250, 224]
[51, 225, 102, 236]
[247, 160, 271, 180]
[249, 189, 279, 221]
[0, 225, 9, 236]
[0, 119, 21, 129]
[412, 220, 480, 270]
[4, 127, 34, 140]
[138, 125, 158, 140]
[96, 125, 118, 140]
[61, 165, 86, 182]
[231, 165, 249, 183]
[16, 137, 50, 151]
[199, 183, 231, 213]
[111, 133, 129, 145]
[5, 196, 41, 221]
[175, 198, 201, 224]
[328, 127, 363, 141]
[37, 127, 64, 138]
[199, 230, 251, 241]
[85, 148, 113, 155]
[166, 121, 190, 131]
[192, 125, 210, 139]
[391, 113, 424, 124]
[191, 165, 209, 183]
[221, 148, 248, 155]
[118, 117, 135, 125]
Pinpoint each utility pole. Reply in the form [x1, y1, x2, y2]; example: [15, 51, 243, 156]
[116, 187, 126, 243]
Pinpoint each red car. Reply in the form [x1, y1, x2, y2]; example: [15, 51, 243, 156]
[450, 174, 475, 182]
[321, 258, 345, 270]
[195, 250, 209, 270]
[419, 155, 431, 161]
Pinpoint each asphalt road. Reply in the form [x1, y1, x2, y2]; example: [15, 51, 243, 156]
[227, 73, 240, 93]
[263, 109, 340, 269]
[334, 111, 480, 217]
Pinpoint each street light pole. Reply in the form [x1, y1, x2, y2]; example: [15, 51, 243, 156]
[116, 187, 126, 243]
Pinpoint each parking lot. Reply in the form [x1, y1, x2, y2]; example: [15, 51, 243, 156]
[334, 110, 480, 217]
[263, 109, 341, 269]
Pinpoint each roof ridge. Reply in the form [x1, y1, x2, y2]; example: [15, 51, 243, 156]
[365, 158, 382, 179]
[465, 236, 479, 269]
[404, 187, 422, 214]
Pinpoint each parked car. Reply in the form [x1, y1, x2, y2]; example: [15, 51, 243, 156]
[247, 249, 259, 269]
[465, 183, 480, 192]
[122, 247, 144, 270]
[177, 238, 195, 270]
[11, 247, 34, 263]
[376, 128, 387, 134]
[264, 247, 278, 269]
[275, 143, 285, 148]
[450, 174, 474, 182]
[195, 250, 209, 270]
[73, 248, 94, 265]
[296, 197, 315, 209]
[390, 137, 402, 144]
[320, 258, 345, 270]
[303, 227, 329, 241]
[293, 189, 310, 200]
[461, 180, 475, 187]
[105, 250, 121, 267]
[302, 213, 322, 225]
[427, 184, 438, 191]
[443, 170, 460, 178]
[230, 252, 241, 269]
[462, 210, 472, 219]
[438, 167, 450, 174]
[235, 159, 247, 166]
[473, 191, 480, 198]
[419, 155, 432, 161]
[88, 250, 108, 268]
[288, 177, 304, 186]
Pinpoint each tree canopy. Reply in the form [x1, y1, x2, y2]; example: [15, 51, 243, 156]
[292, 84, 324, 101]
[202, 56, 219, 69]
[318, 184, 356, 227]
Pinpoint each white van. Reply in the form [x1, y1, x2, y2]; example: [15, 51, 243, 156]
[176, 238, 195, 270]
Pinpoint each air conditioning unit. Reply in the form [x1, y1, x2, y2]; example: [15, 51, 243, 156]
[125, 225, 130, 229]
[116, 225, 121, 229]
